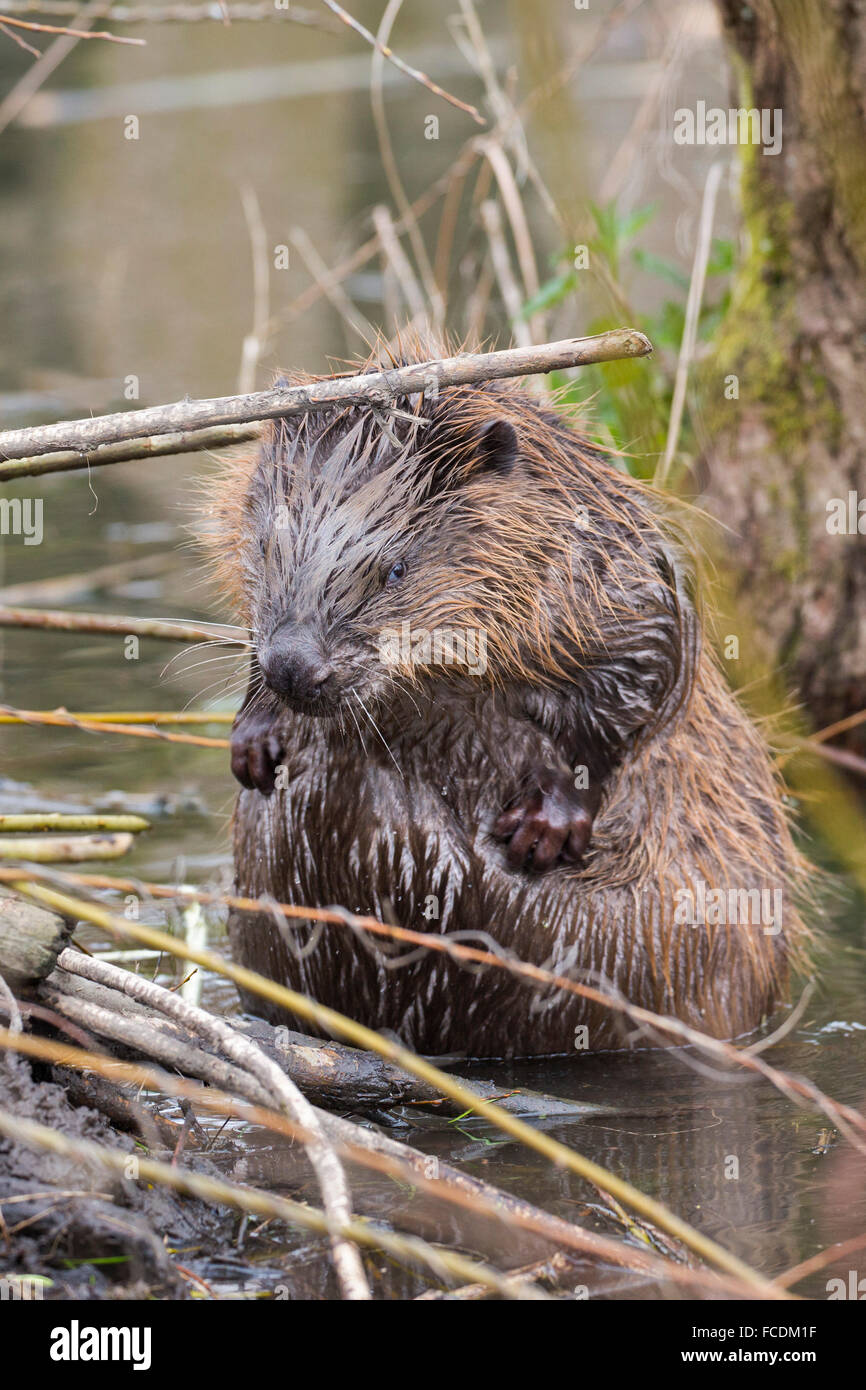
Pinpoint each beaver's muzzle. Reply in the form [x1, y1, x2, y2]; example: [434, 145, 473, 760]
[259, 622, 339, 711]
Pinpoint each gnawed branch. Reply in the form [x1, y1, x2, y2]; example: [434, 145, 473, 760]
[0, 330, 653, 476]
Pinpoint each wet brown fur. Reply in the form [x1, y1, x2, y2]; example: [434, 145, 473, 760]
[205, 335, 811, 1058]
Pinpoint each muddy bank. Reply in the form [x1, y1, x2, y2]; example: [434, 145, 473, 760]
[0, 1054, 227, 1300]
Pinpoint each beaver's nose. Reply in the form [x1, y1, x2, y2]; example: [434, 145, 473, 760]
[260, 625, 334, 704]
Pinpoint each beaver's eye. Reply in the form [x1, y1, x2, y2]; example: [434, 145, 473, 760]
[384, 559, 408, 586]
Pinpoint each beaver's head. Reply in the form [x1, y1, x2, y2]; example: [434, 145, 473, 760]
[231, 387, 552, 718]
[209, 370, 697, 740]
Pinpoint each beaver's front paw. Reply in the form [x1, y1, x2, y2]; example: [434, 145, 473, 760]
[493, 766, 595, 871]
[230, 707, 285, 796]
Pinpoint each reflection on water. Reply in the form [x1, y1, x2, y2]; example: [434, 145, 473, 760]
[0, 0, 863, 1298]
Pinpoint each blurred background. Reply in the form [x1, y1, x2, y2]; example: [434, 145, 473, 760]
[0, 0, 864, 1297]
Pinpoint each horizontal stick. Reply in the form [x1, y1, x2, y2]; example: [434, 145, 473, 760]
[0, 704, 230, 748]
[0, 813, 149, 832]
[0, 708, 233, 725]
[0, 1, 341, 24]
[0, 330, 652, 465]
[0, 605, 245, 644]
[0, 832, 133, 861]
[0, 422, 261, 482]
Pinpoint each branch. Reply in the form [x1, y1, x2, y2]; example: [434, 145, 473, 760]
[319, 0, 485, 126]
[0, 1, 341, 24]
[0, 606, 244, 643]
[40, 865, 866, 1153]
[0, 11, 144, 40]
[0, 1107, 546, 1300]
[0, 330, 653, 472]
[0, 704, 230, 748]
[0, 833, 134, 861]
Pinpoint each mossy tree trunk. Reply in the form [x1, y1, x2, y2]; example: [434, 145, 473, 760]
[698, 0, 866, 746]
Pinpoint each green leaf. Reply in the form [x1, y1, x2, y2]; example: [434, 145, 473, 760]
[706, 237, 735, 275]
[631, 248, 690, 291]
[617, 202, 658, 243]
[520, 270, 578, 318]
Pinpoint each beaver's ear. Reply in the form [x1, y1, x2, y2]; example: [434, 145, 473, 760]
[473, 419, 520, 475]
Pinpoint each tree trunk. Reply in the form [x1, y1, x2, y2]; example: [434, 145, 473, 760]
[699, 0, 866, 748]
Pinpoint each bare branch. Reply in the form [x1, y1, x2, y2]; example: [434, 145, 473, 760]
[320, 0, 485, 126]
[0, 606, 244, 644]
[0, 330, 653, 469]
[0, 1, 338, 22]
[0, 11, 144, 40]
[0, 17, 41, 51]
[2, 869, 789, 1297]
[0, 422, 260, 482]
[0, 704, 230, 747]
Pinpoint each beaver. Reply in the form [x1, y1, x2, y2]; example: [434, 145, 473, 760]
[207, 341, 809, 1058]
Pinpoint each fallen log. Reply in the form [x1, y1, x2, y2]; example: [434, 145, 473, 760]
[0, 891, 72, 993]
[40, 956, 605, 1119]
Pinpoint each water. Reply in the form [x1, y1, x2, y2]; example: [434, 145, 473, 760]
[1, 0, 863, 1299]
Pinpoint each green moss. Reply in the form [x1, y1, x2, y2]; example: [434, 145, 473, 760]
[695, 69, 843, 593]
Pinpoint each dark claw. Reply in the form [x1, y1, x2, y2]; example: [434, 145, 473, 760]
[230, 708, 285, 796]
[493, 766, 597, 872]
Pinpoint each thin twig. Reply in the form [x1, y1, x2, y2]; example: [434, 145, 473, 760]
[0, 17, 40, 51]
[0, 0, 111, 136]
[0, 607, 244, 644]
[478, 139, 543, 342]
[0, 706, 226, 750]
[775, 1233, 866, 1290]
[371, 205, 427, 323]
[320, 0, 485, 126]
[0, 707, 232, 725]
[480, 199, 533, 349]
[0, 11, 143, 40]
[0, 704, 229, 748]
[656, 160, 724, 487]
[0, 551, 173, 605]
[236, 184, 269, 396]
[0, 1, 338, 22]
[371, 0, 443, 326]
[288, 226, 378, 348]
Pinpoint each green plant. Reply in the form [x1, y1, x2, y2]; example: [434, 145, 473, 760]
[523, 201, 734, 477]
